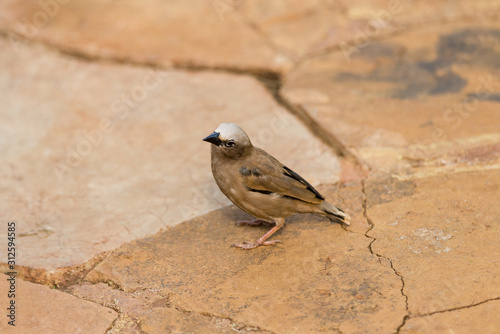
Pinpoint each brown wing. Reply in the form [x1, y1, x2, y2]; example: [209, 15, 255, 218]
[240, 148, 324, 204]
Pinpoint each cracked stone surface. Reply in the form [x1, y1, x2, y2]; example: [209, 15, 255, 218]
[367, 170, 500, 317]
[84, 185, 406, 334]
[0, 0, 291, 72]
[238, 0, 500, 59]
[68, 283, 240, 333]
[3, 0, 499, 68]
[0, 38, 342, 277]
[401, 299, 500, 334]
[0, 277, 117, 333]
[283, 22, 500, 172]
[1, 0, 499, 333]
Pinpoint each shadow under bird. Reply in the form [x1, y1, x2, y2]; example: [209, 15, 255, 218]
[203, 123, 350, 250]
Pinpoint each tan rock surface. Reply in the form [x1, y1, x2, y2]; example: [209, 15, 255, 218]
[0, 277, 116, 333]
[69, 283, 239, 333]
[0, 38, 342, 278]
[1, 1, 499, 332]
[367, 170, 500, 316]
[282, 23, 500, 171]
[238, 0, 500, 58]
[85, 185, 406, 333]
[401, 299, 500, 334]
[0, 0, 289, 72]
[238, 0, 350, 59]
[3, 0, 498, 68]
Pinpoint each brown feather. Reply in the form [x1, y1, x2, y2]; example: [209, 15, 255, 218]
[240, 148, 323, 205]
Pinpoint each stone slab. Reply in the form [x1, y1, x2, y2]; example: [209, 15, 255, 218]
[69, 282, 239, 333]
[0, 38, 342, 276]
[2, 1, 499, 68]
[0, 277, 116, 333]
[401, 299, 500, 334]
[238, 0, 500, 58]
[367, 169, 500, 316]
[282, 23, 500, 172]
[0, 0, 291, 72]
[85, 185, 406, 334]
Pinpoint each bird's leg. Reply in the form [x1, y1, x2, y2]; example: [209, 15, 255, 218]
[236, 219, 274, 227]
[232, 218, 284, 250]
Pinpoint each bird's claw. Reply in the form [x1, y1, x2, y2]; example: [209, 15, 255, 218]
[231, 239, 281, 250]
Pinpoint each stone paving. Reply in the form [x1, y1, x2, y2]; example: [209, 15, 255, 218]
[0, 1, 499, 333]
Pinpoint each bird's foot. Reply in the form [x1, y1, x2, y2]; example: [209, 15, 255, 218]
[236, 219, 274, 227]
[231, 239, 281, 250]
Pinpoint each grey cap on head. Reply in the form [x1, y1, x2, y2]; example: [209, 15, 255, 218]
[203, 123, 252, 152]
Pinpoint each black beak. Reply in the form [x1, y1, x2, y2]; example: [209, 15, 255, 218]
[203, 132, 222, 146]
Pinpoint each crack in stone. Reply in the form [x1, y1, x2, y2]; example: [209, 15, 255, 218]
[109, 314, 147, 334]
[84, 273, 125, 292]
[418, 297, 500, 318]
[3, 25, 372, 332]
[255, 71, 369, 171]
[395, 297, 500, 333]
[71, 267, 276, 334]
[0, 28, 361, 169]
[361, 179, 375, 235]
[0, 28, 268, 74]
[251, 68, 365, 165]
[274, 96, 355, 160]
[64, 284, 168, 330]
[149, 296, 277, 333]
[67, 280, 276, 334]
[361, 179, 410, 334]
[0, 251, 110, 288]
[75, 294, 144, 334]
[396, 315, 410, 334]
[103, 316, 119, 334]
[104, 315, 120, 334]
[197, 311, 276, 334]
[1, 10, 498, 332]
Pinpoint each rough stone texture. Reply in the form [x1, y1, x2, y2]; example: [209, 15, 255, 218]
[68, 283, 239, 333]
[0, 277, 116, 333]
[239, 0, 500, 58]
[401, 299, 500, 334]
[0, 38, 342, 276]
[283, 23, 500, 172]
[0, 0, 499, 333]
[238, 0, 351, 59]
[137, 309, 237, 334]
[3, 0, 499, 68]
[0, 0, 290, 72]
[367, 170, 500, 316]
[84, 185, 406, 334]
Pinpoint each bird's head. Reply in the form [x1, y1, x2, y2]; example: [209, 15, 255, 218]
[203, 123, 252, 158]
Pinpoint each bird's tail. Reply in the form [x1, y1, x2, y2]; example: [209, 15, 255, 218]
[320, 201, 351, 225]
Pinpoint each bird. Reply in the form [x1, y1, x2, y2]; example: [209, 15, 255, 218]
[203, 123, 350, 250]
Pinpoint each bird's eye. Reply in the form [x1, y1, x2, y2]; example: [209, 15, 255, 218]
[225, 140, 236, 148]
